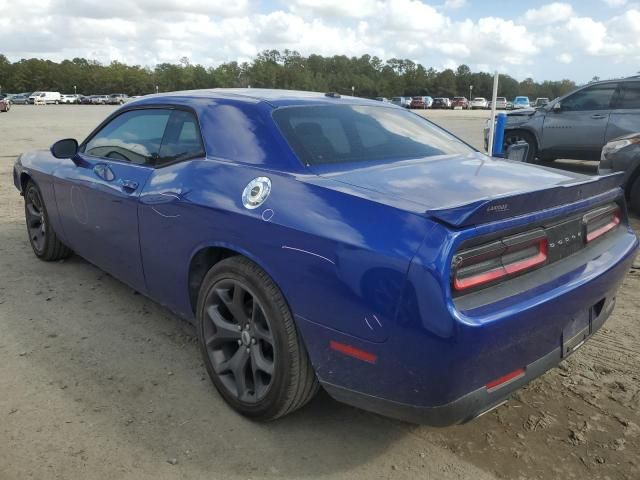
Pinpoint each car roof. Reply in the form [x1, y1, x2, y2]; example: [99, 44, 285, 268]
[128, 88, 392, 108]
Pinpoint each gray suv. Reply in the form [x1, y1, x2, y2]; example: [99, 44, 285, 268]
[485, 76, 640, 163]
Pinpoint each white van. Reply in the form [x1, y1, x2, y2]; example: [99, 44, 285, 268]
[28, 91, 62, 104]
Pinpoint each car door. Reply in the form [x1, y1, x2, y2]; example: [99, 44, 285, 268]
[53, 108, 173, 293]
[541, 82, 619, 160]
[605, 81, 640, 143]
[137, 109, 207, 315]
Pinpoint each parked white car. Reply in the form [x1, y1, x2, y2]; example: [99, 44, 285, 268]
[91, 95, 110, 105]
[470, 97, 489, 110]
[494, 97, 508, 109]
[28, 91, 61, 104]
[391, 96, 412, 108]
[60, 94, 79, 104]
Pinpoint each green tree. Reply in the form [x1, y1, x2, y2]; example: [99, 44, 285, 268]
[0, 51, 579, 100]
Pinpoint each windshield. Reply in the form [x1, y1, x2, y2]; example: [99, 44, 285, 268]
[273, 105, 473, 166]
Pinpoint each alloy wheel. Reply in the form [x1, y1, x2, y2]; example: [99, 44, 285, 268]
[25, 187, 46, 253]
[202, 279, 276, 403]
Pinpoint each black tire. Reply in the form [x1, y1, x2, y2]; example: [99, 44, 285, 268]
[504, 130, 537, 163]
[24, 181, 73, 261]
[629, 176, 640, 214]
[197, 256, 319, 421]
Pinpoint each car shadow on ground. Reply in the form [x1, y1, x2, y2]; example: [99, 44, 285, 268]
[1, 225, 412, 478]
[547, 159, 599, 176]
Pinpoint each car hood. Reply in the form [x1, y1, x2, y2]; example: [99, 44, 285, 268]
[310, 152, 623, 226]
[508, 108, 537, 116]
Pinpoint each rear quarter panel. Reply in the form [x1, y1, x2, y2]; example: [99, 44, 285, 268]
[138, 157, 432, 345]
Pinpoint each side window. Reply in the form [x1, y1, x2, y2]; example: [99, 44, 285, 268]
[616, 82, 640, 110]
[561, 83, 617, 111]
[157, 110, 205, 166]
[84, 109, 171, 165]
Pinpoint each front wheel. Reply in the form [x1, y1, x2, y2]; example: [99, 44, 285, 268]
[197, 256, 319, 421]
[24, 181, 72, 261]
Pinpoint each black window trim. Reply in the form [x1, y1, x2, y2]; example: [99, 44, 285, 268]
[79, 104, 206, 169]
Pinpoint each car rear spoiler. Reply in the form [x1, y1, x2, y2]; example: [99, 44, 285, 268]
[425, 172, 625, 228]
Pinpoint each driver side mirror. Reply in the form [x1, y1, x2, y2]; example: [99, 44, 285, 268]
[552, 102, 562, 112]
[51, 138, 79, 158]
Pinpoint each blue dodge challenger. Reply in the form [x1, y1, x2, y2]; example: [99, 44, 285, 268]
[13, 89, 639, 425]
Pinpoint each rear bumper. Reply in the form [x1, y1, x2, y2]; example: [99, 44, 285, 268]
[323, 296, 614, 426]
[298, 218, 637, 425]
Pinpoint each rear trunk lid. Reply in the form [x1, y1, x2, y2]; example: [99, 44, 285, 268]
[310, 153, 624, 227]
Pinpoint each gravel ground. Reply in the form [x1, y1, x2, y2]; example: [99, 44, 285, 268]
[0, 105, 638, 480]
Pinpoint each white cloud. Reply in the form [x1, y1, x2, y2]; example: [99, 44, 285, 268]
[556, 53, 573, 63]
[524, 2, 574, 24]
[0, 0, 638, 82]
[443, 0, 467, 8]
[603, 0, 627, 6]
[287, 0, 377, 19]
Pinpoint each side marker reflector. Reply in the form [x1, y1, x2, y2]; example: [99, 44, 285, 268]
[485, 368, 525, 392]
[330, 341, 377, 364]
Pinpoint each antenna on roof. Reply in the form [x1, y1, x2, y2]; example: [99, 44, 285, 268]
[325, 92, 341, 98]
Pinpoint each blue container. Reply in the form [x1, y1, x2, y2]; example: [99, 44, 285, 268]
[492, 112, 507, 156]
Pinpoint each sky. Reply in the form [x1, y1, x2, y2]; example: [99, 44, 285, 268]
[0, 0, 638, 83]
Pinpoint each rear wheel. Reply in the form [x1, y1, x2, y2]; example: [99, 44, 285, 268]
[24, 181, 72, 261]
[197, 256, 318, 421]
[629, 176, 640, 214]
[504, 130, 537, 163]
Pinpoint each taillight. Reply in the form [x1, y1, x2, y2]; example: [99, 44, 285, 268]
[583, 206, 621, 243]
[452, 229, 548, 292]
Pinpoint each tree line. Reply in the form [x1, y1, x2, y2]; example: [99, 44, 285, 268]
[0, 50, 578, 100]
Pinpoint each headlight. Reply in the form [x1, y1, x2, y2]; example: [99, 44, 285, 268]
[601, 136, 640, 160]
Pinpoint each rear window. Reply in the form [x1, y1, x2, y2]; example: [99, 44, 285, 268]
[272, 105, 473, 166]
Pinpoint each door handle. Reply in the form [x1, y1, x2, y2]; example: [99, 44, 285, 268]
[591, 114, 607, 119]
[120, 179, 139, 192]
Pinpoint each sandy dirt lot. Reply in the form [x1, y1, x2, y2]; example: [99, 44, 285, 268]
[0, 105, 638, 480]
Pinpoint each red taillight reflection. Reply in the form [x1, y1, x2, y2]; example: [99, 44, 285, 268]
[486, 368, 525, 391]
[330, 341, 377, 364]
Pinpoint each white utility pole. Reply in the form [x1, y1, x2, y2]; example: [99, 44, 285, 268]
[487, 71, 500, 156]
